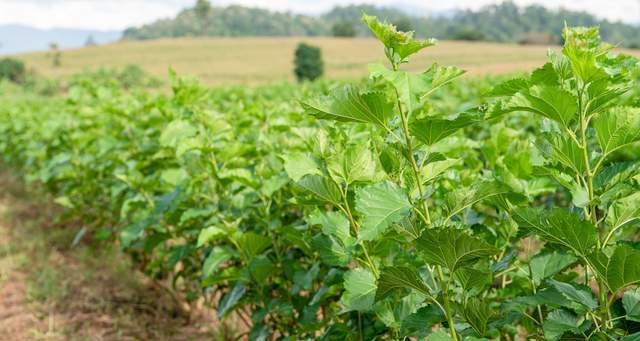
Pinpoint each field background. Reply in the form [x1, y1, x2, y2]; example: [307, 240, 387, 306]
[19, 37, 635, 86]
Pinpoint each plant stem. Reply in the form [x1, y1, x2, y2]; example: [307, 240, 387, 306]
[390, 62, 432, 226]
[436, 266, 459, 341]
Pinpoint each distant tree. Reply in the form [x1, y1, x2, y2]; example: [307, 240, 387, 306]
[0, 58, 26, 83]
[195, 0, 212, 21]
[451, 27, 486, 41]
[47, 42, 61, 67]
[85, 35, 97, 47]
[332, 21, 356, 37]
[294, 43, 323, 82]
[393, 17, 413, 32]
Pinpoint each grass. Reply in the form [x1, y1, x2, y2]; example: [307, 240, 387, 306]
[17, 37, 640, 86]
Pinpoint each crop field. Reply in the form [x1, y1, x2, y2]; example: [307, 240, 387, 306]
[2, 14, 640, 341]
[15, 37, 578, 85]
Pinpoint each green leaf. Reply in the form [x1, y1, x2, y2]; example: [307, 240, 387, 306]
[340, 268, 377, 312]
[282, 152, 321, 182]
[400, 305, 445, 338]
[369, 63, 465, 115]
[197, 226, 225, 247]
[623, 287, 640, 322]
[311, 234, 352, 267]
[160, 119, 197, 148]
[218, 283, 246, 319]
[562, 26, 609, 83]
[506, 85, 578, 128]
[202, 247, 233, 278]
[444, 181, 512, 220]
[593, 107, 640, 156]
[487, 77, 530, 97]
[307, 210, 354, 247]
[512, 208, 597, 257]
[410, 111, 482, 146]
[302, 85, 393, 128]
[530, 251, 578, 285]
[416, 228, 498, 272]
[296, 175, 342, 205]
[235, 232, 271, 260]
[543, 309, 590, 341]
[541, 134, 586, 175]
[362, 14, 436, 62]
[547, 279, 598, 311]
[327, 143, 378, 185]
[248, 255, 273, 283]
[428, 330, 455, 341]
[375, 266, 431, 301]
[460, 298, 496, 337]
[355, 181, 412, 241]
[606, 245, 640, 292]
[606, 192, 640, 232]
[421, 158, 462, 184]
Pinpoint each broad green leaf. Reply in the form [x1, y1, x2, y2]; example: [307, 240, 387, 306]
[455, 267, 492, 295]
[562, 26, 609, 83]
[606, 245, 640, 292]
[512, 208, 597, 257]
[355, 181, 412, 241]
[160, 119, 197, 148]
[421, 158, 462, 184]
[197, 226, 225, 247]
[307, 210, 354, 246]
[362, 14, 436, 62]
[547, 279, 598, 311]
[487, 77, 530, 97]
[410, 111, 482, 146]
[327, 143, 378, 185]
[540, 134, 586, 175]
[444, 181, 512, 220]
[218, 283, 246, 319]
[543, 309, 591, 341]
[248, 255, 273, 283]
[311, 234, 352, 267]
[428, 331, 455, 341]
[593, 107, 640, 156]
[235, 232, 270, 260]
[460, 298, 496, 337]
[507, 85, 578, 128]
[416, 228, 498, 272]
[202, 247, 232, 278]
[296, 175, 342, 205]
[340, 268, 377, 312]
[282, 152, 321, 181]
[530, 251, 578, 285]
[374, 292, 424, 330]
[400, 305, 445, 338]
[606, 192, 640, 232]
[623, 287, 640, 322]
[594, 161, 640, 191]
[375, 266, 431, 301]
[302, 85, 393, 128]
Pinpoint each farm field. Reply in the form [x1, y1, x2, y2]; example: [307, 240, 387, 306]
[12, 37, 603, 85]
[2, 12, 640, 341]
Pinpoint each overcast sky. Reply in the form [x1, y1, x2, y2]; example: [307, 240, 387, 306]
[1, 0, 639, 31]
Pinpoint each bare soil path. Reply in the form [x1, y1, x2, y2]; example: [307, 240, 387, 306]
[0, 170, 222, 340]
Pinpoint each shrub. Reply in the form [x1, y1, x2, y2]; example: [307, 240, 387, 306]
[331, 21, 356, 37]
[0, 58, 26, 83]
[293, 43, 323, 82]
[451, 26, 487, 41]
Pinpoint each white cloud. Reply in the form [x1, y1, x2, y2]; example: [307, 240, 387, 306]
[0, 0, 638, 30]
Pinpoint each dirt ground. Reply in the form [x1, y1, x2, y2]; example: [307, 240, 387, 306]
[0, 170, 231, 341]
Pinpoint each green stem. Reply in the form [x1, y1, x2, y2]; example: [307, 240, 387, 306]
[390, 62, 431, 226]
[436, 266, 459, 341]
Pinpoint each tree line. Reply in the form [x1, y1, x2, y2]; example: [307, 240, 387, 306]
[122, 1, 640, 48]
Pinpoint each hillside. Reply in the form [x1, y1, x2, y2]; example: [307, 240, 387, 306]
[122, 2, 640, 48]
[15, 37, 566, 86]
